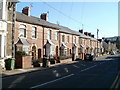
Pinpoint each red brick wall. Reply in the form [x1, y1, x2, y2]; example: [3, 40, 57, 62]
[22, 56, 32, 68]
[15, 55, 32, 68]
[15, 21, 43, 59]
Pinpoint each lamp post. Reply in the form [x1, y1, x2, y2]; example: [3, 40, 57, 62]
[97, 29, 99, 57]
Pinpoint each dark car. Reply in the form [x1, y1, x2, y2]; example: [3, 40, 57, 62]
[85, 53, 96, 61]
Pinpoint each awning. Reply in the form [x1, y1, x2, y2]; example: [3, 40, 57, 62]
[61, 43, 67, 48]
[91, 46, 94, 49]
[86, 45, 91, 48]
[80, 44, 84, 47]
[74, 43, 77, 47]
[15, 38, 31, 46]
[45, 40, 55, 46]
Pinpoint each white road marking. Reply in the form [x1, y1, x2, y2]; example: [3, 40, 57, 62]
[73, 65, 79, 68]
[30, 74, 74, 88]
[80, 65, 97, 72]
[30, 61, 107, 88]
[110, 71, 120, 89]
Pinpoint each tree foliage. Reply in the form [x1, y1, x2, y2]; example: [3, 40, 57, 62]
[116, 37, 120, 50]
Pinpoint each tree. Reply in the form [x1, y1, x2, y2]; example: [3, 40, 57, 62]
[116, 37, 120, 50]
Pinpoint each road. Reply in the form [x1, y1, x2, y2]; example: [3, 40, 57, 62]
[2, 55, 120, 88]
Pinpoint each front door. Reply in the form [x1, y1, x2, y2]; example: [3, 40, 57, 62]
[56, 46, 58, 57]
[32, 46, 36, 60]
[38, 49, 41, 59]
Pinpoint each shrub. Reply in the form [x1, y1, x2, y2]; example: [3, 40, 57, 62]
[32, 58, 43, 64]
[59, 55, 72, 60]
[16, 51, 28, 56]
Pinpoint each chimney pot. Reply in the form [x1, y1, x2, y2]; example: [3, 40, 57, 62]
[88, 33, 91, 36]
[91, 34, 94, 38]
[22, 7, 30, 16]
[40, 13, 48, 21]
[79, 29, 83, 33]
[84, 32, 88, 36]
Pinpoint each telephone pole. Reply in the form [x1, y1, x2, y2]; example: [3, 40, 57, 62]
[97, 29, 99, 57]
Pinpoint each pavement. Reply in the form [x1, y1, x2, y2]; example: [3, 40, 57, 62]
[1, 54, 116, 78]
[2, 58, 78, 78]
[2, 54, 120, 88]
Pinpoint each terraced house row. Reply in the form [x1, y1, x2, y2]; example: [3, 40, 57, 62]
[14, 7, 103, 62]
[0, 0, 103, 70]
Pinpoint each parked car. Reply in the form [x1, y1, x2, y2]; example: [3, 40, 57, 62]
[85, 53, 96, 61]
[111, 51, 117, 55]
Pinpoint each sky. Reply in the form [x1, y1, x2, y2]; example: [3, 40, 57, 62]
[16, 1, 118, 39]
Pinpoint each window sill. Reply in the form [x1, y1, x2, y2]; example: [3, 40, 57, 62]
[19, 37, 27, 39]
[31, 38, 37, 40]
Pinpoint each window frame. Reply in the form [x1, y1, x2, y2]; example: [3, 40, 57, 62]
[48, 29, 52, 40]
[19, 24, 26, 38]
[32, 26, 37, 39]
[62, 35, 65, 42]
[55, 31, 59, 40]
[67, 36, 70, 43]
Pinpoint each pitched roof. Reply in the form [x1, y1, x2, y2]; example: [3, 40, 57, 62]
[15, 38, 31, 46]
[7, 0, 19, 3]
[16, 12, 97, 41]
[58, 25, 96, 40]
[16, 12, 60, 29]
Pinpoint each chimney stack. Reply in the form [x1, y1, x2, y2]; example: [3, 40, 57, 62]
[88, 33, 91, 36]
[22, 7, 30, 16]
[84, 32, 88, 36]
[40, 13, 48, 21]
[79, 29, 83, 33]
[91, 34, 94, 38]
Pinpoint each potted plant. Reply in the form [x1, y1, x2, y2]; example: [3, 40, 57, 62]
[32, 58, 43, 67]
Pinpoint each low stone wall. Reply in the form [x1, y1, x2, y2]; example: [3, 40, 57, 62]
[60, 58, 72, 64]
[15, 55, 32, 69]
[22, 56, 32, 68]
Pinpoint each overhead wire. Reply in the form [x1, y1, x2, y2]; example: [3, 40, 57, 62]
[40, 1, 98, 30]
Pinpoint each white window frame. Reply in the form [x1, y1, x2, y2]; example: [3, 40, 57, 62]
[19, 24, 26, 38]
[48, 29, 52, 40]
[32, 27, 37, 39]
[67, 36, 70, 43]
[55, 31, 59, 40]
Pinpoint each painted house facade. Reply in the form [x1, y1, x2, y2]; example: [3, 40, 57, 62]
[0, 0, 18, 70]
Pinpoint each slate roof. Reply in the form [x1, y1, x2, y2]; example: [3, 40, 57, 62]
[15, 38, 31, 45]
[16, 12, 97, 41]
[16, 12, 60, 29]
[58, 25, 97, 40]
[7, 0, 19, 3]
